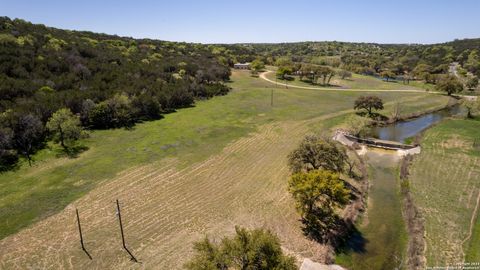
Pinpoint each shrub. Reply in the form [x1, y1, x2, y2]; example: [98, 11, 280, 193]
[185, 227, 297, 270]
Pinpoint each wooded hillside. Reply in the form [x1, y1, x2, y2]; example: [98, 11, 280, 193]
[0, 17, 231, 169]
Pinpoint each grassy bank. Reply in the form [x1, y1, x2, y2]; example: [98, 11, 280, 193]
[408, 118, 480, 266]
[0, 70, 451, 242]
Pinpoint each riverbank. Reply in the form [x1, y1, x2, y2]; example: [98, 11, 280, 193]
[373, 96, 459, 126]
[370, 97, 461, 143]
[399, 155, 427, 270]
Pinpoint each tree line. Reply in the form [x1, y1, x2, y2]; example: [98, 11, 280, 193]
[0, 17, 231, 170]
[217, 39, 480, 90]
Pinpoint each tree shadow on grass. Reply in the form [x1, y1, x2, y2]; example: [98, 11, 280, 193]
[355, 111, 389, 121]
[301, 208, 367, 253]
[334, 225, 368, 254]
[55, 145, 89, 158]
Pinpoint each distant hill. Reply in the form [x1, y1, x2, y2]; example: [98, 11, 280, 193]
[217, 39, 480, 77]
[0, 17, 230, 169]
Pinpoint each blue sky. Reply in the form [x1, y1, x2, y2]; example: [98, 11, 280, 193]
[1, 0, 479, 44]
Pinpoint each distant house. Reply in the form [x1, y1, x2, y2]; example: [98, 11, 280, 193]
[234, 63, 250, 69]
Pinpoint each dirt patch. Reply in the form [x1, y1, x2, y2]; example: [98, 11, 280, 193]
[440, 135, 471, 150]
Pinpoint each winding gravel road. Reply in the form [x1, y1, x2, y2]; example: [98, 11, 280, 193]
[259, 70, 478, 100]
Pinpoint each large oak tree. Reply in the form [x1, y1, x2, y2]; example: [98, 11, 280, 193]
[354, 95, 384, 116]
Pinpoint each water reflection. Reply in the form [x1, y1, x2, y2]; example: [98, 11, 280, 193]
[371, 105, 462, 143]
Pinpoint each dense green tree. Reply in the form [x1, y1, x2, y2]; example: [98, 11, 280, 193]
[354, 95, 384, 116]
[424, 73, 439, 84]
[380, 70, 395, 82]
[88, 94, 135, 128]
[132, 93, 162, 119]
[274, 57, 293, 68]
[412, 64, 430, 80]
[345, 115, 372, 137]
[288, 135, 347, 173]
[457, 66, 468, 77]
[465, 50, 480, 74]
[186, 237, 228, 270]
[338, 70, 352, 80]
[317, 66, 335, 85]
[0, 127, 17, 170]
[466, 75, 479, 90]
[185, 227, 297, 270]
[276, 66, 293, 80]
[299, 64, 315, 82]
[11, 114, 44, 165]
[436, 75, 464, 95]
[288, 169, 350, 217]
[250, 59, 265, 72]
[402, 72, 413, 84]
[463, 98, 480, 118]
[46, 108, 86, 149]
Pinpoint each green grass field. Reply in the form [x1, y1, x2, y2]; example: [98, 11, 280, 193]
[0, 69, 454, 269]
[264, 69, 430, 91]
[409, 118, 480, 266]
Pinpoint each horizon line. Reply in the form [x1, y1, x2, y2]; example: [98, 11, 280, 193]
[5, 16, 480, 46]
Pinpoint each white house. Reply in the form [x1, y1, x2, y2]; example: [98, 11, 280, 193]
[234, 63, 250, 69]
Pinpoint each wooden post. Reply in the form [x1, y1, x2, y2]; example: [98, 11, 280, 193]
[76, 208, 92, 260]
[116, 199, 138, 262]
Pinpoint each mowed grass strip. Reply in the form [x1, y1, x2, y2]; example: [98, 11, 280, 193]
[0, 69, 451, 242]
[409, 118, 480, 266]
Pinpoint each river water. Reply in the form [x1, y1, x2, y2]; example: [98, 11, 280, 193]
[336, 151, 407, 270]
[336, 105, 463, 269]
[371, 105, 462, 143]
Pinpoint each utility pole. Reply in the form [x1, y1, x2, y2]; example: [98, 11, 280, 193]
[76, 208, 92, 260]
[116, 199, 138, 262]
